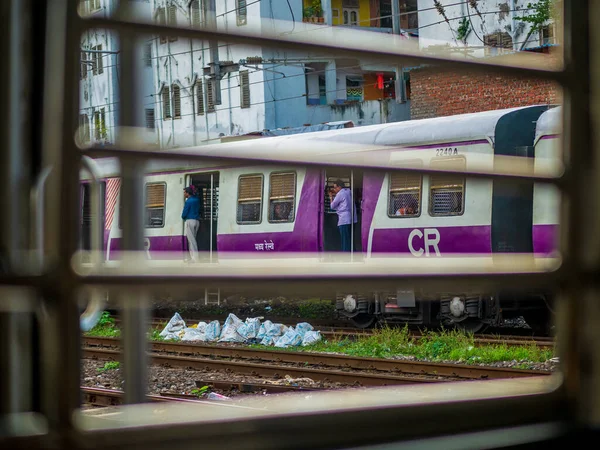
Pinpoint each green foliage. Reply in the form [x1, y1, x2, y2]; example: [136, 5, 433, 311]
[148, 327, 165, 341]
[272, 325, 554, 365]
[517, 0, 552, 31]
[86, 311, 120, 337]
[97, 361, 120, 373]
[456, 17, 471, 43]
[298, 298, 334, 319]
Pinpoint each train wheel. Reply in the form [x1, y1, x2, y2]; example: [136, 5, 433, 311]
[350, 313, 377, 329]
[454, 319, 486, 334]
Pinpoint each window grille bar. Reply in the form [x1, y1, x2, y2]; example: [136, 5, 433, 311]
[117, 20, 149, 405]
[81, 146, 563, 185]
[82, 17, 564, 82]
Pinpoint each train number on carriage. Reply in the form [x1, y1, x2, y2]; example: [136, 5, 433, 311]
[435, 147, 458, 156]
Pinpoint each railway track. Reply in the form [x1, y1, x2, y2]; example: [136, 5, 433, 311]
[83, 337, 551, 384]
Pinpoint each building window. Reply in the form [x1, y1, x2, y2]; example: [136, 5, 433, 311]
[346, 77, 363, 102]
[156, 7, 167, 44]
[483, 31, 513, 56]
[342, 0, 360, 26]
[268, 172, 296, 223]
[196, 79, 204, 115]
[145, 183, 166, 228]
[172, 84, 181, 119]
[380, 0, 392, 28]
[168, 4, 178, 42]
[93, 108, 106, 141]
[236, 0, 247, 26]
[143, 42, 152, 67]
[190, 0, 202, 28]
[429, 158, 466, 217]
[80, 51, 88, 79]
[206, 79, 215, 112]
[91, 44, 103, 75]
[540, 24, 555, 46]
[239, 70, 250, 109]
[237, 174, 263, 224]
[79, 114, 90, 143]
[145, 108, 155, 129]
[162, 86, 171, 119]
[318, 75, 326, 105]
[388, 172, 421, 217]
[90, 0, 101, 12]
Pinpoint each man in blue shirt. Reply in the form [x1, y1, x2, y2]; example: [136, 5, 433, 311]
[182, 187, 201, 262]
[329, 179, 357, 252]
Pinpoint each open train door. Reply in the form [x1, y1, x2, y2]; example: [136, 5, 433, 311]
[188, 172, 219, 263]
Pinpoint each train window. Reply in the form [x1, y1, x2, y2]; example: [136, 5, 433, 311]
[388, 172, 422, 217]
[145, 182, 166, 228]
[429, 157, 466, 217]
[237, 174, 263, 224]
[268, 172, 296, 223]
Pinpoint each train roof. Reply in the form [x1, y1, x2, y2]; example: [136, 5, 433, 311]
[535, 106, 562, 140]
[84, 105, 546, 179]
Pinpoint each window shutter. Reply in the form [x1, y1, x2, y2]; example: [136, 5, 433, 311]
[270, 173, 295, 200]
[97, 45, 103, 74]
[168, 5, 178, 41]
[146, 184, 165, 208]
[80, 51, 87, 79]
[172, 84, 181, 118]
[145, 108, 155, 129]
[191, 0, 201, 28]
[143, 43, 152, 67]
[240, 70, 250, 108]
[162, 86, 171, 119]
[158, 7, 167, 44]
[236, 0, 247, 26]
[239, 175, 263, 202]
[206, 79, 215, 112]
[390, 172, 421, 192]
[196, 79, 204, 115]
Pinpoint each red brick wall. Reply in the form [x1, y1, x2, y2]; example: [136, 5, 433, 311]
[409, 66, 562, 120]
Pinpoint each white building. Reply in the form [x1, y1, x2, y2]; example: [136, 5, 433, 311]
[150, 0, 412, 148]
[79, 0, 156, 147]
[418, 0, 556, 57]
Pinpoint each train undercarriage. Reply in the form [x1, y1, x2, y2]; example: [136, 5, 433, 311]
[335, 290, 554, 334]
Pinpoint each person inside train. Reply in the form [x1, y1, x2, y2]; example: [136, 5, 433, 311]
[181, 186, 201, 263]
[329, 179, 357, 252]
[272, 201, 291, 221]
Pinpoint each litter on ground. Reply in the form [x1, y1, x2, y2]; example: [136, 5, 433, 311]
[159, 313, 322, 347]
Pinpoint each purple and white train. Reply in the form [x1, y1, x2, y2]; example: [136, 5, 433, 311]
[80, 105, 561, 332]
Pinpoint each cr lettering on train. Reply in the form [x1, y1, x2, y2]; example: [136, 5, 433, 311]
[408, 228, 441, 257]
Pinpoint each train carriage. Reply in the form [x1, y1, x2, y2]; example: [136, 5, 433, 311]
[78, 105, 559, 332]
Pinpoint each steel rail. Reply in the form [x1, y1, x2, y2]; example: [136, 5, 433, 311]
[83, 347, 449, 386]
[82, 337, 551, 380]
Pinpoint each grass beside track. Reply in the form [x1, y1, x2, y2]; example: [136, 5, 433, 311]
[85, 313, 555, 368]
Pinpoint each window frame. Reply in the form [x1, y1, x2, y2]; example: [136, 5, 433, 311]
[172, 84, 181, 119]
[428, 156, 467, 217]
[162, 85, 171, 119]
[145, 182, 167, 229]
[387, 171, 423, 219]
[196, 79, 205, 115]
[236, 173, 264, 225]
[189, 0, 203, 28]
[268, 171, 297, 224]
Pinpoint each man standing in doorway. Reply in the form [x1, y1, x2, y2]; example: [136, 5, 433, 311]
[329, 179, 357, 252]
[182, 186, 201, 262]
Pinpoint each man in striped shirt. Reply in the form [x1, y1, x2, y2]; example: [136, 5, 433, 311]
[329, 179, 357, 252]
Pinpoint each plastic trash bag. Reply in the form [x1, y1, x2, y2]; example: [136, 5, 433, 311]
[159, 313, 186, 339]
[161, 332, 181, 341]
[301, 330, 322, 346]
[181, 327, 207, 342]
[196, 322, 207, 334]
[275, 327, 303, 348]
[243, 317, 262, 341]
[295, 322, 314, 338]
[260, 335, 276, 346]
[218, 313, 246, 343]
[205, 320, 221, 342]
[257, 320, 274, 341]
[266, 323, 287, 338]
